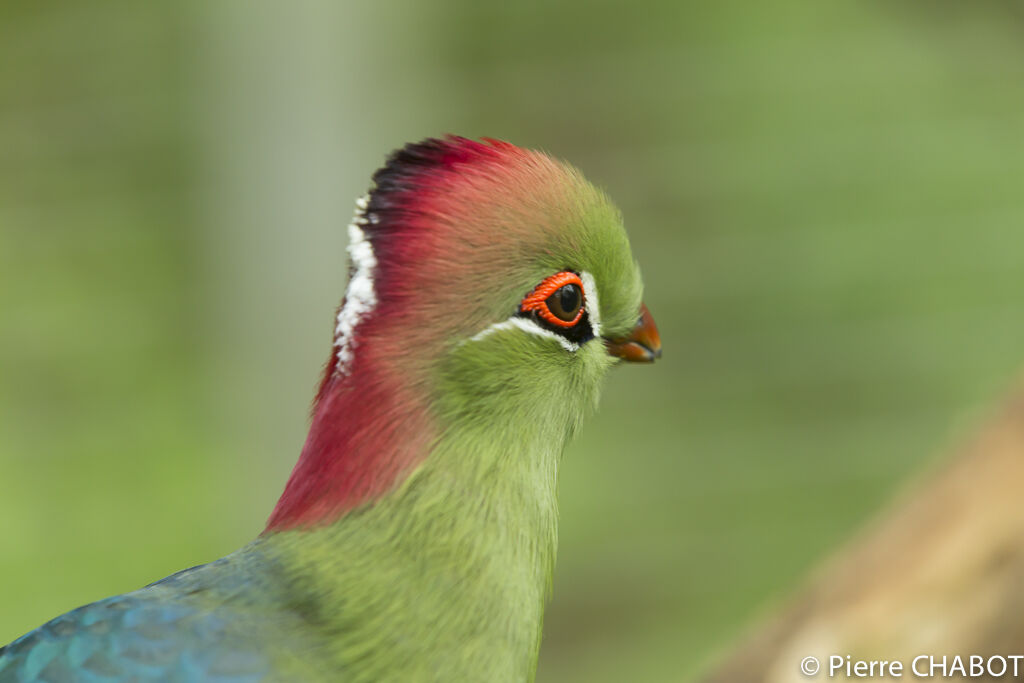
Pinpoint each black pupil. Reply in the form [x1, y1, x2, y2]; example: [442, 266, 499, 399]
[547, 283, 582, 322]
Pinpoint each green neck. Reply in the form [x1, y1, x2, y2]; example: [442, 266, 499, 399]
[264, 394, 571, 681]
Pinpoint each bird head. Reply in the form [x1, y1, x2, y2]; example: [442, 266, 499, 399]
[267, 137, 659, 530]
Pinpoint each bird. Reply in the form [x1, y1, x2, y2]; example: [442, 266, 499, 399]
[0, 136, 661, 682]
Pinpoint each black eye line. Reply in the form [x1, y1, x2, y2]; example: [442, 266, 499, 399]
[532, 308, 594, 345]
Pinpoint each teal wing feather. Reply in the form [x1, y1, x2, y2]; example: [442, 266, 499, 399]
[0, 596, 271, 683]
[0, 551, 324, 683]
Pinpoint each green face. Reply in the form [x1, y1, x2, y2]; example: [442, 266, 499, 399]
[434, 185, 645, 438]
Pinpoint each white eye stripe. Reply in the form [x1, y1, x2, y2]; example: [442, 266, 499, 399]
[466, 270, 600, 353]
[469, 317, 580, 352]
[334, 195, 378, 374]
[579, 270, 601, 338]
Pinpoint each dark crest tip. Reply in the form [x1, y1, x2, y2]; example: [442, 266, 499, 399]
[367, 136, 517, 207]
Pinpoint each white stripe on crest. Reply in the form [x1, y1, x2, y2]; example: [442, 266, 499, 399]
[334, 195, 378, 374]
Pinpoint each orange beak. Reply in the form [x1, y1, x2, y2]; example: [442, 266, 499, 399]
[604, 303, 662, 363]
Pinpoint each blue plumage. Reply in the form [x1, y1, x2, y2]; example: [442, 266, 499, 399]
[1, 598, 265, 683]
[0, 546, 325, 683]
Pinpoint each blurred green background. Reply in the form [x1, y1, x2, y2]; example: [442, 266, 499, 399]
[2, 2, 1023, 681]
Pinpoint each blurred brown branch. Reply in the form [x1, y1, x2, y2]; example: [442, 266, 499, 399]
[701, 377, 1024, 683]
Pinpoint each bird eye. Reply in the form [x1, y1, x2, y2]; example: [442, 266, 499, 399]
[520, 271, 585, 328]
[547, 283, 582, 322]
